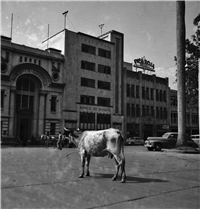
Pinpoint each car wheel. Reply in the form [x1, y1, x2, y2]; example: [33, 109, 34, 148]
[155, 143, 162, 151]
[147, 147, 153, 151]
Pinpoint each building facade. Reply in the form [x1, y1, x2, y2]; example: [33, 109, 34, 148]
[1, 28, 199, 142]
[170, 89, 199, 135]
[123, 62, 170, 140]
[1, 36, 65, 141]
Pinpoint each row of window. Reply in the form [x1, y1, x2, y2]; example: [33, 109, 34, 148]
[80, 95, 110, 106]
[127, 84, 167, 102]
[81, 77, 110, 90]
[82, 43, 111, 59]
[171, 112, 198, 125]
[19, 56, 41, 65]
[81, 60, 111, 75]
[127, 104, 167, 119]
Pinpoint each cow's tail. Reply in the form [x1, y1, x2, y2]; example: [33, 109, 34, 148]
[120, 132, 125, 163]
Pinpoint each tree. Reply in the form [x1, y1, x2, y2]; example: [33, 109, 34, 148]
[176, 1, 187, 147]
[184, 13, 200, 108]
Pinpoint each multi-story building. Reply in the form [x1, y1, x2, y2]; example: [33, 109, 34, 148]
[1, 28, 199, 143]
[123, 62, 170, 140]
[170, 89, 199, 135]
[1, 29, 124, 142]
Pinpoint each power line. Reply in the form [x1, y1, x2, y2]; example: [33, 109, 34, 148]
[67, 15, 78, 32]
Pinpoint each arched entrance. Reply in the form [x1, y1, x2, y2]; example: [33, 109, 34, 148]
[16, 75, 42, 139]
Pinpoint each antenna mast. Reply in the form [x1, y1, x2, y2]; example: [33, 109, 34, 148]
[10, 13, 13, 39]
[99, 23, 104, 35]
[62, 11, 68, 29]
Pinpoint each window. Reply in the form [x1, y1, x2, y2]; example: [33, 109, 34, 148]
[97, 114, 111, 130]
[136, 105, 140, 117]
[136, 86, 140, 98]
[142, 105, 146, 116]
[160, 90, 163, 102]
[50, 123, 56, 135]
[127, 84, 130, 97]
[156, 107, 159, 119]
[80, 112, 95, 130]
[98, 48, 111, 59]
[146, 106, 149, 116]
[81, 77, 95, 88]
[19, 56, 23, 62]
[160, 107, 163, 119]
[127, 103, 130, 116]
[1, 90, 5, 109]
[131, 104, 135, 117]
[98, 80, 110, 90]
[164, 108, 167, 119]
[81, 60, 95, 71]
[142, 87, 145, 99]
[171, 112, 178, 124]
[16, 79, 35, 111]
[156, 90, 159, 101]
[151, 88, 154, 100]
[146, 88, 149, 100]
[82, 43, 96, 55]
[51, 96, 57, 112]
[131, 85, 135, 98]
[163, 91, 167, 102]
[97, 97, 110, 107]
[98, 64, 111, 74]
[24, 57, 27, 62]
[80, 95, 95, 105]
[151, 106, 154, 117]
[192, 114, 198, 125]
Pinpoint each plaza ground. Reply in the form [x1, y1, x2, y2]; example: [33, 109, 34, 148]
[1, 145, 200, 209]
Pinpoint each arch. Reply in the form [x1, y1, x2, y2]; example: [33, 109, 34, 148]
[9, 63, 52, 87]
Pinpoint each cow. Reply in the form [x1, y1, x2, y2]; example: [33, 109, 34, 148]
[72, 128, 126, 183]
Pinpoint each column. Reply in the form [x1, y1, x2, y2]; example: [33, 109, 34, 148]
[38, 92, 47, 135]
[8, 88, 16, 137]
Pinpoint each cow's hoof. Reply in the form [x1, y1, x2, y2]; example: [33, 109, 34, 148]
[79, 175, 84, 178]
[121, 179, 125, 183]
[85, 173, 90, 177]
[112, 176, 117, 181]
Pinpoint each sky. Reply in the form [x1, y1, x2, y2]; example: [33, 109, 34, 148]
[1, 1, 199, 90]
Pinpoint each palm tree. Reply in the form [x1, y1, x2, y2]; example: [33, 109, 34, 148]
[176, 1, 187, 147]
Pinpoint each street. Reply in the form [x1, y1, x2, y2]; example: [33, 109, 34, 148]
[1, 145, 200, 209]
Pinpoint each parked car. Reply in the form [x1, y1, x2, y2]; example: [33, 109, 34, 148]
[145, 132, 198, 151]
[125, 137, 144, 145]
[190, 134, 200, 148]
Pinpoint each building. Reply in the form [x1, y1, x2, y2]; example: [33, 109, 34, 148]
[1, 28, 199, 143]
[1, 29, 124, 142]
[123, 61, 170, 140]
[1, 35, 65, 141]
[170, 89, 199, 135]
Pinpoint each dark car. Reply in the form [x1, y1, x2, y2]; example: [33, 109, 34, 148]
[145, 132, 198, 151]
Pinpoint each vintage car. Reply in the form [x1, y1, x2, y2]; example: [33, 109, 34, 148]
[145, 132, 198, 151]
[125, 137, 144, 145]
[190, 134, 200, 148]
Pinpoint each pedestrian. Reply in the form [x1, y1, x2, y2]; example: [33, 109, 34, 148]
[45, 132, 50, 148]
[57, 132, 62, 150]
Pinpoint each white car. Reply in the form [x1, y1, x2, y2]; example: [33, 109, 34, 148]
[125, 137, 144, 145]
[191, 135, 200, 147]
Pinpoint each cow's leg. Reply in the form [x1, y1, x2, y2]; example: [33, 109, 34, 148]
[79, 151, 86, 178]
[113, 155, 126, 183]
[85, 155, 91, 176]
[112, 157, 120, 181]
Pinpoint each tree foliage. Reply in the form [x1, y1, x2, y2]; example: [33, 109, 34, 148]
[175, 13, 200, 109]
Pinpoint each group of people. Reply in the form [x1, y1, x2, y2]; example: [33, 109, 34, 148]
[44, 131, 74, 149]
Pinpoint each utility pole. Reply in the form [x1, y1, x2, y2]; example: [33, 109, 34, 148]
[176, 1, 186, 147]
[62, 11, 68, 29]
[99, 24, 104, 35]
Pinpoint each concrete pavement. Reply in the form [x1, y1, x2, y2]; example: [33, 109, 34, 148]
[1, 145, 200, 209]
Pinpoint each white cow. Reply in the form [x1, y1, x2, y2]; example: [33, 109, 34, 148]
[73, 128, 126, 183]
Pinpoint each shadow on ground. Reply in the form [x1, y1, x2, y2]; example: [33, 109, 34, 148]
[92, 173, 169, 183]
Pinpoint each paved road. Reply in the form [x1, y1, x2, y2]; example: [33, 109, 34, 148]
[1, 145, 200, 209]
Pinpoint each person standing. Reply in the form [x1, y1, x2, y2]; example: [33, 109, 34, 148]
[45, 132, 50, 148]
[57, 132, 62, 150]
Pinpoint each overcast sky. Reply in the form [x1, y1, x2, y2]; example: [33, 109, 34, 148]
[1, 1, 199, 89]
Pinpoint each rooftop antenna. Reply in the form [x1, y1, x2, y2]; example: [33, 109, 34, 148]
[99, 23, 104, 35]
[62, 11, 68, 29]
[10, 13, 13, 39]
[47, 24, 50, 49]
